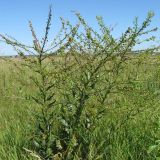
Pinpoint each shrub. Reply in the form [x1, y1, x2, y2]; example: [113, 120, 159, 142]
[0, 7, 158, 160]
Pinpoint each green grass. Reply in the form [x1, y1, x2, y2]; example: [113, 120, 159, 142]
[1, 55, 160, 159]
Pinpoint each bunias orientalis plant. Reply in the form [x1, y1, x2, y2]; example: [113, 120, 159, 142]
[0, 7, 79, 159]
[0, 8, 158, 160]
[55, 12, 158, 159]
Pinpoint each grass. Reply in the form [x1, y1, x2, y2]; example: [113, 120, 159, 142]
[1, 54, 160, 159]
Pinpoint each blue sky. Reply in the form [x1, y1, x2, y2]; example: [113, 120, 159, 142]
[0, 0, 160, 55]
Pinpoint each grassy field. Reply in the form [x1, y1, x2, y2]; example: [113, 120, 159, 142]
[1, 54, 160, 160]
[0, 9, 160, 159]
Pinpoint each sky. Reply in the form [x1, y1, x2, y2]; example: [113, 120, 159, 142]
[0, 0, 160, 55]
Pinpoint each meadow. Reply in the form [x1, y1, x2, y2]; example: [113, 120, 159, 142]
[0, 10, 160, 160]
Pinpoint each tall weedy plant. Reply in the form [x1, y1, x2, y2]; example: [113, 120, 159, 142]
[0, 6, 78, 159]
[56, 12, 157, 159]
[0, 7, 158, 159]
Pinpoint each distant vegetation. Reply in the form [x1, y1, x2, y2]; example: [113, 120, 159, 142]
[1, 7, 160, 160]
